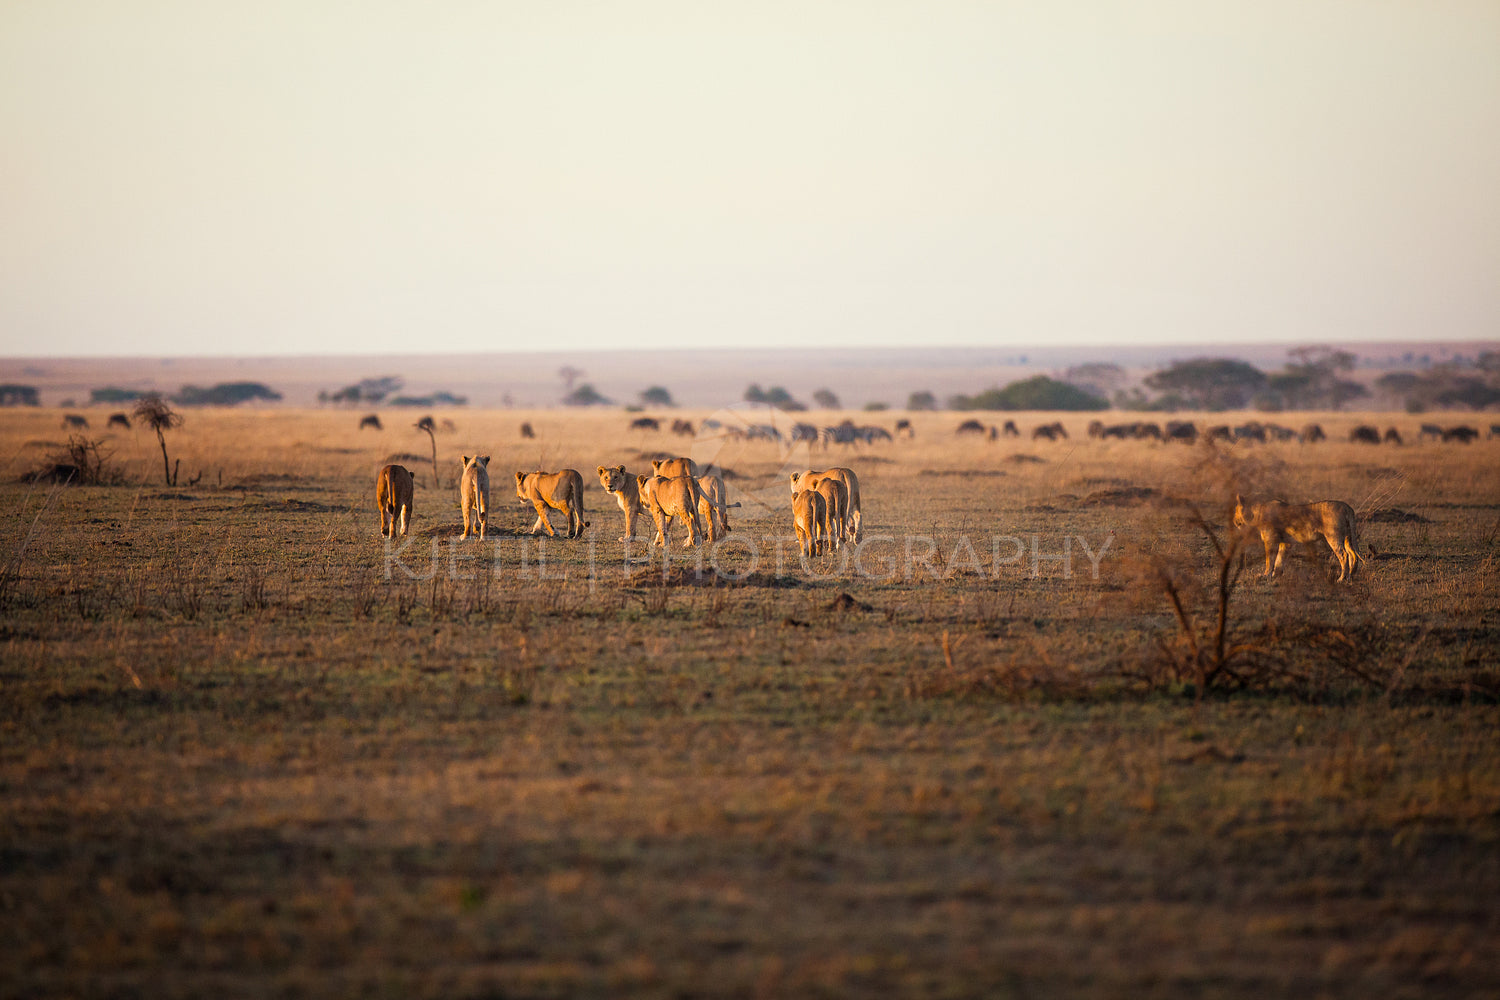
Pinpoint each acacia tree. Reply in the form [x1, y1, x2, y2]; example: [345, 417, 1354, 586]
[132, 395, 184, 486]
[415, 415, 439, 487]
[812, 388, 841, 409]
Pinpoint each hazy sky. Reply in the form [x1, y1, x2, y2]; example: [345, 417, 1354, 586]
[3, 1, 1498, 358]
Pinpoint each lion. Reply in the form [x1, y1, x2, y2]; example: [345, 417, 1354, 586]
[638, 474, 705, 548]
[597, 464, 645, 541]
[375, 464, 415, 538]
[1232, 494, 1364, 582]
[459, 455, 490, 540]
[695, 472, 740, 542]
[792, 488, 827, 557]
[813, 476, 847, 551]
[516, 469, 589, 538]
[651, 456, 700, 479]
[789, 468, 861, 542]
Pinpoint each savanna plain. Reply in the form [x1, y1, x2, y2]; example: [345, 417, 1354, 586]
[2, 406, 1498, 999]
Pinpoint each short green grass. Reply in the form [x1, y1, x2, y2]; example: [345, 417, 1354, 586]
[2, 408, 1497, 998]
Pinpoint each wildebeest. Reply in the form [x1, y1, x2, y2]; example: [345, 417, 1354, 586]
[106, 413, 131, 430]
[1490, 424, 1500, 440]
[1205, 425, 1233, 443]
[358, 414, 383, 431]
[1164, 420, 1198, 444]
[1383, 427, 1403, 445]
[1298, 423, 1326, 443]
[1419, 423, 1444, 442]
[955, 419, 987, 436]
[1265, 423, 1297, 442]
[671, 419, 695, 437]
[895, 419, 914, 439]
[1442, 425, 1479, 444]
[1001, 420, 1020, 438]
[1031, 421, 1067, 441]
[1087, 420, 1106, 439]
[519, 422, 536, 439]
[1232, 422, 1267, 443]
[1349, 425, 1381, 444]
[629, 417, 660, 432]
[62, 414, 89, 430]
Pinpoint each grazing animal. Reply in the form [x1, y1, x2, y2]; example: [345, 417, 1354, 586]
[792, 488, 828, 558]
[1001, 420, 1020, 438]
[1489, 424, 1500, 440]
[1164, 421, 1198, 444]
[1087, 420, 1106, 439]
[695, 472, 740, 542]
[955, 419, 987, 436]
[1233, 422, 1267, 443]
[1349, 425, 1380, 444]
[359, 414, 383, 431]
[1418, 423, 1444, 442]
[1205, 425, 1232, 443]
[106, 413, 131, 430]
[519, 422, 536, 439]
[1265, 424, 1297, 442]
[1298, 423, 1325, 443]
[671, 419, 695, 437]
[790, 422, 821, 444]
[895, 419, 913, 439]
[459, 455, 490, 540]
[1442, 425, 1479, 444]
[813, 476, 848, 551]
[638, 474, 705, 548]
[597, 465, 645, 541]
[515, 469, 589, 538]
[1031, 421, 1067, 441]
[789, 468, 861, 542]
[1383, 427, 1403, 445]
[651, 456, 699, 479]
[629, 416, 660, 432]
[1233, 494, 1364, 582]
[375, 464, 415, 538]
[62, 414, 88, 430]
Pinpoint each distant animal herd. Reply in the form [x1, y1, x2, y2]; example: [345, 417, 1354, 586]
[361, 412, 1496, 582]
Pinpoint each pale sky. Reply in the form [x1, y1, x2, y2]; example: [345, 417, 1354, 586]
[2, 1, 1498, 358]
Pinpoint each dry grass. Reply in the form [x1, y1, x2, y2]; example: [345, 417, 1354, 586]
[1, 406, 1498, 998]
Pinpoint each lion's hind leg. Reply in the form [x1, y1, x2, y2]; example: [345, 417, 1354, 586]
[530, 501, 556, 537]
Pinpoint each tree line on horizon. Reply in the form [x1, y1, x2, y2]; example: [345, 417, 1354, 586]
[6, 348, 1496, 413]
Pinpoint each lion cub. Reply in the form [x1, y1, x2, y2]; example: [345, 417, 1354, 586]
[459, 455, 490, 540]
[376, 464, 414, 538]
[1232, 494, 1363, 582]
[792, 488, 827, 557]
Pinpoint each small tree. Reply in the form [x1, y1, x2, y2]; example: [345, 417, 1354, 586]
[133, 395, 184, 486]
[415, 415, 439, 487]
[562, 384, 611, 406]
[812, 388, 840, 409]
[907, 390, 938, 411]
[640, 386, 675, 407]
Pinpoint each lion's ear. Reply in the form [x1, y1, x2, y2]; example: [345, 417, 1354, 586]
[478, 455, 489, 466]
[461, 455, 470, 468]
[516, 472, 525, 485]
[597, 466, 607, 475]
[614, 465, 625, 474]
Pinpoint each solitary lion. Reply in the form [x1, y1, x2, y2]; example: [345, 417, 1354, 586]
[460, 455, 490, 540]
[376, 464, 415, 538]
[598, 464, 644, 541]
[1232, 494, 1364, 582]
[790, 468, 861, 542]
[792, 488, 828, 557]
[638, 474, 705, 548]
[516, 469, 588, 538]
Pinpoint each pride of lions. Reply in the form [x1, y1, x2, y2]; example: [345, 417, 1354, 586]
[374, 416, 1426, 582]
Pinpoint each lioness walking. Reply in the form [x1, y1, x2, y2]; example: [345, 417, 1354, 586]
[1232, 495, 1364, 582]
[376, 464, 414, 538]
[460, 455, 490, 540]
[516, 469, 588, 538]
